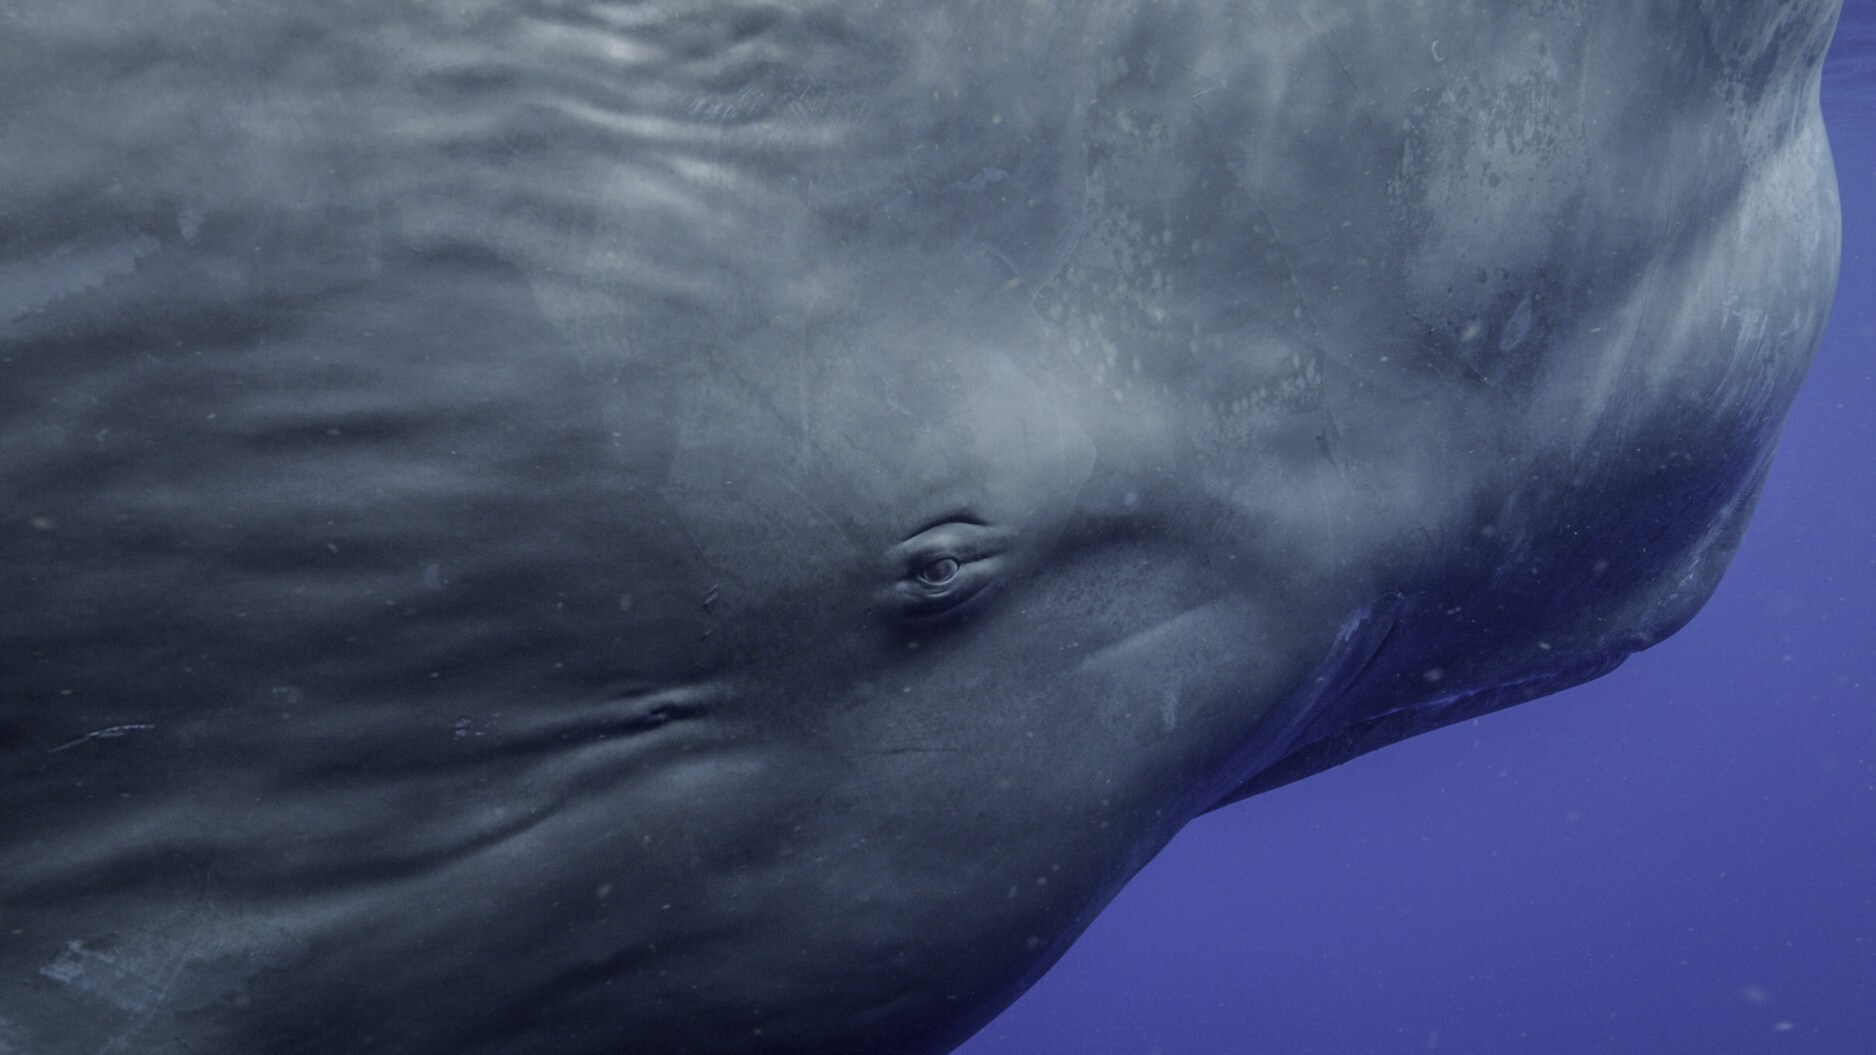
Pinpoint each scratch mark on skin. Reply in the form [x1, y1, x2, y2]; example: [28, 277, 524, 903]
[39, 899, 221, 1055]
[1030, 190, 1093, 324]
[40, 940, 182, 1055]
[984, 246, 1023, 285]
[1299, 10, 1370, 108]
[51, 725, 157, 753]
[39, 941, 168, 1010]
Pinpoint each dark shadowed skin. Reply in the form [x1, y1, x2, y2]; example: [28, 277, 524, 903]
[0, 1, 1842, 1053]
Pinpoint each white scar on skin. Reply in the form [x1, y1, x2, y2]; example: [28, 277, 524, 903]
[0, 234, 160, 322]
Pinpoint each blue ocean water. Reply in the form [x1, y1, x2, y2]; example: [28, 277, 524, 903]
[958, 10, 1876, 1055]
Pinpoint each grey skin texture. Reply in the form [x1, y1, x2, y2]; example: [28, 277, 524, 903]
[0, 1, 1842, 1053]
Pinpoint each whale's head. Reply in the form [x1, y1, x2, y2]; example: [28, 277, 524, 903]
[0, 2, 1840, 1053]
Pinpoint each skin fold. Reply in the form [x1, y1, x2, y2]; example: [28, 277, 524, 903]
[0, 2, 1841, 1052]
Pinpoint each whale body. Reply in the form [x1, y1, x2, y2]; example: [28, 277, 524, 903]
[0, 2, 1842, 1053]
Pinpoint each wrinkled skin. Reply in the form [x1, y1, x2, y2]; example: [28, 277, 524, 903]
[0, 2, 1842, 1053]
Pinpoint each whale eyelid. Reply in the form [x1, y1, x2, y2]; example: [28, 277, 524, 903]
[901, 509, 988, 541]
[892, 520, 1009, 570]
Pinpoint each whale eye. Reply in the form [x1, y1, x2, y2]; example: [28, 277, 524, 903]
[915, 557, 961, 586]
[887, 518, 1012, 620]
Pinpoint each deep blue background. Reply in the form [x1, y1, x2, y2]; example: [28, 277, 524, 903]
[959, 12, 1876, 1055]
